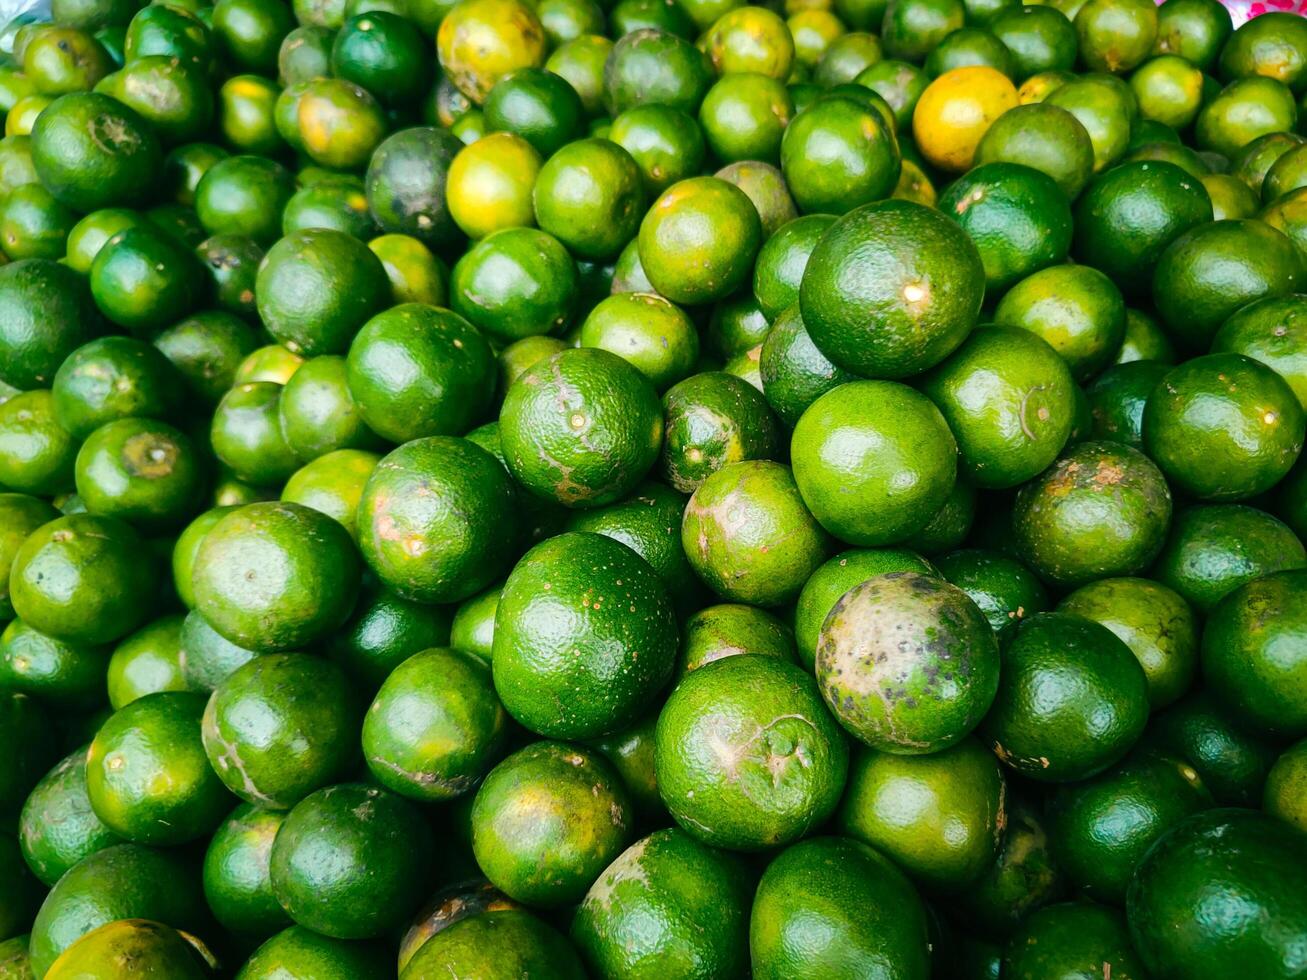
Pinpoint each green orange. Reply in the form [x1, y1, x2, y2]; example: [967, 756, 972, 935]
[654, 655, 848, 850]
[363, 646, 508, 801]
[791, 380, 958, 546]
[682, 460, 830, 606]
[980, 612, 1150, 782]
[1202, 569, 1307, 737]
[800, 199, 983, 378]
[86, 691, 231, 845]
[750, 836, 930, 980]
[1142, 352, 1305, 501]
[1152, 503, 1307, 613]
[202, 653, 359, 809]
[270, 782, 432, 939]
[817, 571, 999, 754]
[356, 436, 519, 604]
[637, 175, 761, 306]
[838, 736, 1004, 890]
[471, 741, 632, 907]
[994, 263, 1127, 380]
[193, 501, 360, 652]
[498, 347, 663, 509]
[492, 530, 677, 738]
[1047, 750, 1210, 904]
[345, 303, 496, 443]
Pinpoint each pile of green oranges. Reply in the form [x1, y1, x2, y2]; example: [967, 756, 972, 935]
[1, 0, 1307, 975]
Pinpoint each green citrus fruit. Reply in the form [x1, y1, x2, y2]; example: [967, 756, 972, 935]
[838, 736, 1004, 890]
[86, 691, 231, 845]
[682, 460, 830, 606]
[980, 611, 1150, 782]
[817, 571, 999, 753]
[791, 380, 958, 546]
[653, 655, 848, 850]
[492, 530, 677, 738]
[749, 836, 930, 980]
[363, 646, 509, 801]
[800, 199, 983, 378]
[270, 782, 432, 939]
[470, 740, 632, 907]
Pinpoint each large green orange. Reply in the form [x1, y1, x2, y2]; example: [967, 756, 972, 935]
[270, 782, 432, 939]
[938, 161, 1072, 293]
[1152, 503, 1307, 613]
[800, 199, 983, 378]
[1202, 569, 1307, 737]
[86, 691, 231, 846]
[362, 646, 509, 802]
[202, 653, 359, 809]
[10, 513, 154, 645]
[682, 460, 830, 607]
[470, 741, 632, 907]
[653, 655, 848, 851]
[256, 228, 390, 357]
[1127, 809, 1307, 980]
[571, 827, 751, 979]
[1012, 440, 1172, 587]
[345, 303, 496, 443]
[780, 94, 900, 215]
[1152, 218, 1302, 350]
[750, 836, 930, 980]
[192, 501, 360, 652]
[919, 325, 1075, 489]
[636, 175, 761, 306]
[838, 736, 1005, 890]
[1142, 352, 1305, 501]
[993, 262, 1127, 379]
[30, 92, 160, 212]
[498, 347, 663, 509]
[356, 436, 520, 605]
[1046, 750, 1210, 904]
[791, 380, 958, 546]
[980, 612, 1150, 782]
[492, 530, 676, 739]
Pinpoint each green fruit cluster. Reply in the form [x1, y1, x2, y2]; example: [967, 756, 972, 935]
[1, 0, 1307, 977]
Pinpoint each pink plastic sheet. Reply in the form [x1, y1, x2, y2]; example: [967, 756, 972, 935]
[1210, 0, 1307, 26]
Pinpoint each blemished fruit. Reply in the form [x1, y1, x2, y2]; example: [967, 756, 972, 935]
[3, 2, 1307, 975]
[816, 571, 1000, 754]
